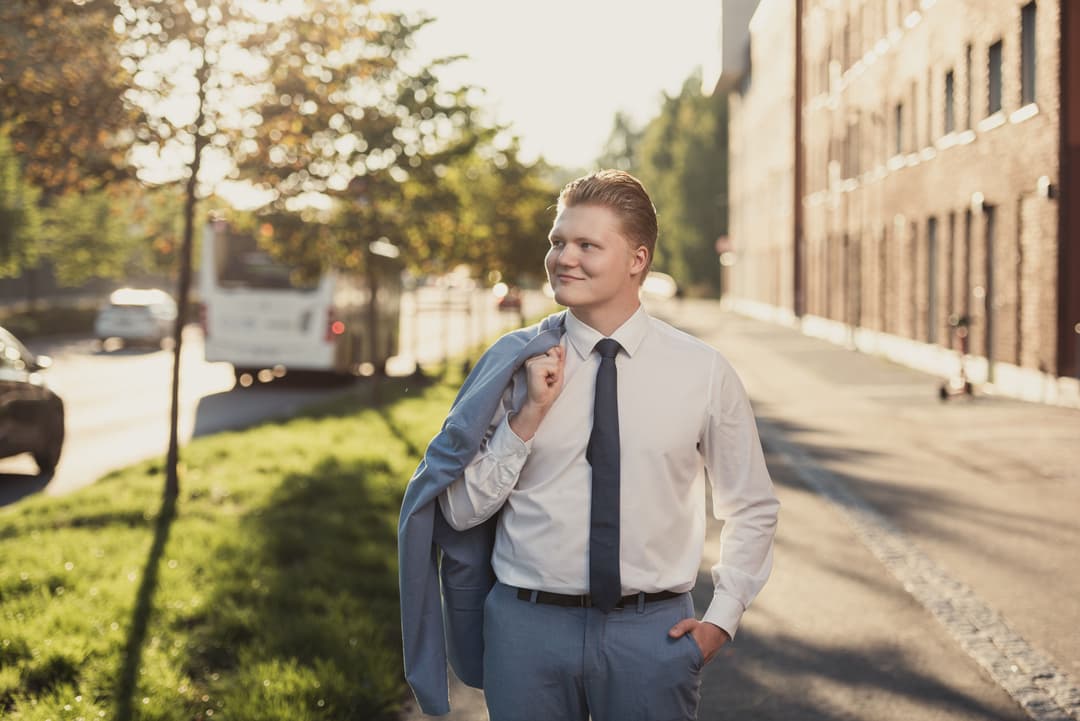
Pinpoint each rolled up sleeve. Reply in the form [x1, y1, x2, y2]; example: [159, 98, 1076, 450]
[438, 398, 532, 531]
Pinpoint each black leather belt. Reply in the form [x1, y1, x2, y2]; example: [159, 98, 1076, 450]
[515, 587, 682, 609]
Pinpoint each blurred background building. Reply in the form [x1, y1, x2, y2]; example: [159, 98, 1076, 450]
[717, 0, 1080, 402]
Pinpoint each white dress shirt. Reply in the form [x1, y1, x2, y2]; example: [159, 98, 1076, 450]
[438, 306, 779, 637]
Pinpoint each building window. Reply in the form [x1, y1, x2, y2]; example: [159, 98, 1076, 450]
[910, 81, 918, 149]
[945, 70, 956, 133]
[926, 69, 933, 146]
[856, 5, 864, 61]
[988, 40, 1003, 115]
[824, 42, 832, 95]
[1021, 2, 1037, 105]
[852, 117, 860, 176]
[895, 102, 904, 155]
[965, 43, 973, 128]
[910, 221, 919, 339]
[927, 216, 938, 345]
[843, 18, 851, 70]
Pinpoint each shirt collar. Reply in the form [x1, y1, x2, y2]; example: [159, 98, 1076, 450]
[564, 305, 650, 360]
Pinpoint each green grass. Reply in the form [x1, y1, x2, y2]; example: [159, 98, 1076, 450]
[0, 306, 99, 339]
[0, 371, 462, 721]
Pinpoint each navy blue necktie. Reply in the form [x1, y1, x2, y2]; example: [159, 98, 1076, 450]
[586, 338, 622, 612]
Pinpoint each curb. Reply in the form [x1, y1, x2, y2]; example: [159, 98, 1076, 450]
[726, 298, 1080, 410]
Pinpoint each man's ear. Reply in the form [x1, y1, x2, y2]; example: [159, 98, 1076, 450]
[630, 244, 650, 277]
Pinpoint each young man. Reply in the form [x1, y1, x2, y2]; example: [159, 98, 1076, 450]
[433, 170, 780, 720]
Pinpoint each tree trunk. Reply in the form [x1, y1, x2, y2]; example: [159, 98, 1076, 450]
[165, 50, 209, 500]
[367, 245, 380, 402]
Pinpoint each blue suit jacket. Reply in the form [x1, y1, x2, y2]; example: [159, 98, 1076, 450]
[398, 310, 567, 716]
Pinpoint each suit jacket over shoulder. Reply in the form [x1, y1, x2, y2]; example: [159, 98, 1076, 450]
[398, 310, 567, 716]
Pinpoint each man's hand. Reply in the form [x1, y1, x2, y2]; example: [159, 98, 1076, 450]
[668, 619, 730, 665]
[510, 346, 565, 441]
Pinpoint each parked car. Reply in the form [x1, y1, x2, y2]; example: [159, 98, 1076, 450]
[94, 288, 178, 348]
[0, 326, 65, 475]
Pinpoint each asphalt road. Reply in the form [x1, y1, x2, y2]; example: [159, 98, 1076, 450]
[0, 288, 548, 506]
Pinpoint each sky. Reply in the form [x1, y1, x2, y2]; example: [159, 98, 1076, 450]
[383, 0, 723, 169]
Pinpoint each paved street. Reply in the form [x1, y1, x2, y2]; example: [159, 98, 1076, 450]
[405, 298, 1080, 721]
[0, 288, 542, 506]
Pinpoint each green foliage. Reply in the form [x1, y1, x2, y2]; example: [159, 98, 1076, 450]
[31, 183, 197, 286]
[473, 142, 560, 285]
[0, 305, 98, 339]
[1, 0, 558, 287]
[0, 128, 42, 278]
[601, 71, 730, 296]
[0, 1, 137, 196]
[0, 373, 462, 720]
[596, 112, 642, 173]
[227, 4, 504, 278]
[42, 188, 137, 286]
[402, 137, 557, 283]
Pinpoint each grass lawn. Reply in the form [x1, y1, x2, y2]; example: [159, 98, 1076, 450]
[0, 370, 463, 721]
[0, 306, 99, 340]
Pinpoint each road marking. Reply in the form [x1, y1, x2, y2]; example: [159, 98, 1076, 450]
[763, 423, 1080, 721]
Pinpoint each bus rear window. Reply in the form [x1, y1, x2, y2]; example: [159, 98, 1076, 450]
[217, 236, 319, 291]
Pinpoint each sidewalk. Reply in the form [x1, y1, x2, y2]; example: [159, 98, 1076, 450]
[403, 300, 1080, 721]
[667, 299, 1080, 721]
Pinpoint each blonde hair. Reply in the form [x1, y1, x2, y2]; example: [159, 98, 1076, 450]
[557, 169, 657, 276]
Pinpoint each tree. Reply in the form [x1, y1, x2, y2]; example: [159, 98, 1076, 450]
[636, 84, 691, 283]
[465, 140, 557, 285]
[0, 128, 43, 279]
[668, 84, 728, 293]
[601, 71, 730, 295]
[125, 0, 490, 497]
[234, 8, 488, 275]
[5, 0, 548, 498]
[402, 136, 555, 285]
[43, 187, 139, 286]
[596, 111, 642, 172]
[4, 0, 494, 499]
[0, 0, 138, 197]
[42, 183, 202, 285]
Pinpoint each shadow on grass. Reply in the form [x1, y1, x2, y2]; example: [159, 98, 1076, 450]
[179, 455, 407, 720]
[376, 405, 425, 460]
[116, 491, 178, 721]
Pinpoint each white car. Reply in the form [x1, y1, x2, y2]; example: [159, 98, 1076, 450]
[94, 288, 177, 348]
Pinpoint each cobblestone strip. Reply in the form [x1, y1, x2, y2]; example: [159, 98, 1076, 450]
[763, 426, 1080, 721]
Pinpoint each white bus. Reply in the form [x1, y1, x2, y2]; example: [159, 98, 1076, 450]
[199, 219, 402, 385]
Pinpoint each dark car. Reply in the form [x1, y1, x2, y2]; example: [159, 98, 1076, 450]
[0, 326, 64, 475]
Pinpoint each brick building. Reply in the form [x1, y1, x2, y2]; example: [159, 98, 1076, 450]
[724, 0, 797, 315]
[720, 0, 1080, 402]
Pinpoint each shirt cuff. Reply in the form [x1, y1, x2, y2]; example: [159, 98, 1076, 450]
[490, 412, 533, 458]
[701, 591, 746, 640]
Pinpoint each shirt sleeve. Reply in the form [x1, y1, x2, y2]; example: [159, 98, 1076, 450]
[438, 387, 533, 531]
[698, 353, 780, 638]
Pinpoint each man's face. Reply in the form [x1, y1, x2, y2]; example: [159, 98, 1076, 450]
[545, 204, 646, 312]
